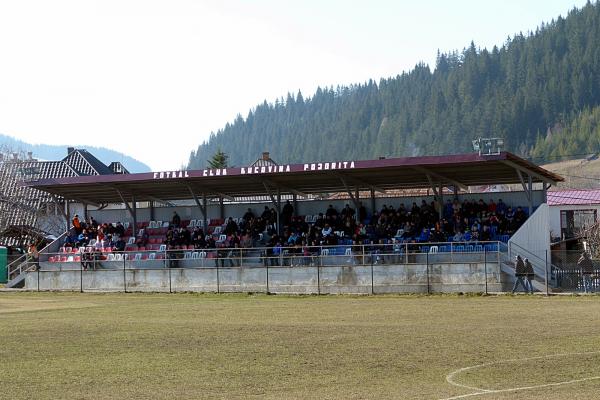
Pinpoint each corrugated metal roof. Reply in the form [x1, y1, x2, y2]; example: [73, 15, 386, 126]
[547, 189, 600, 206]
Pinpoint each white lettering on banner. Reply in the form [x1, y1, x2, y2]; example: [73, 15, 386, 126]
[153, 170, 190, 179]
[302, 161, 355, 171]
[202, 169, 227, 177]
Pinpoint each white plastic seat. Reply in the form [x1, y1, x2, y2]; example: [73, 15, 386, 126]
[321, 249, 330, 256]
[429, 246, 439, 254]
[159, 244, 167, 252]
[345, 248, 352, 256]
[137, 228, 145, 237]
[162, 221, 169, 228]
[148, 253, 156, 260]
[148, 221, 156, 229]
[199, 251, 207, 258]
[134, 253, 142, 261]
[115, 254, 123, 261]
[107, 253, 116, 261]
[156, 221, 163, 228]
[89, 239, 97, 246]
[123, 222, 130, 229]
[213, 226, 222, 235]
[188, 219, 197, 228]
[127, 237, 135, 245]
[184, 251, 192, 259]
[191, 252, 199, 259]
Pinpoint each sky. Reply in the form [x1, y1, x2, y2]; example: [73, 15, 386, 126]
[0, 0, 590, 171]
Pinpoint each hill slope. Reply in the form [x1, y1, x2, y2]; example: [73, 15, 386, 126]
[189, 2, 600, 169]
[0, 134, 151, 173]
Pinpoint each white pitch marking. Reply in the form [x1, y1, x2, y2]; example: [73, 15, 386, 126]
[438, 351, 600, 400]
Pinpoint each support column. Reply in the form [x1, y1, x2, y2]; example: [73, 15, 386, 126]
[354, 187, 360, 223]
[293, 193, 298, 217]
[276, 189, 281, 236]
[219, 197, 224, 221]
[132, 197, 138, 237]
[528, 175, 533, 216]
[83, 203, 88, 221]
[438, 183, 444, 220]
[65, 200, 70, 232]
[149, 200, 155, 221]
[370, 188, 376, 217]
[202, 194, 208, 231]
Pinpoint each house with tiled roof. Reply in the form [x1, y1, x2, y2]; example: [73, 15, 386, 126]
[0, 148, 128, 246]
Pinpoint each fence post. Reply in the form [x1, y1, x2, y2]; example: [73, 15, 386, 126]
[484, 248, 488, 295]
[216, 262, 220, 294]
[371, 261, 374, 295]
[123, 255, 127, 293]
[80, 259, 83, 293]
[317, 258, 321, 295]
[426, 252, 430, 294]
[545, 249, 549, 296]
[168, 264, 172, 294]
[266, 262, 270, 294]
[37, 265, 40, 292]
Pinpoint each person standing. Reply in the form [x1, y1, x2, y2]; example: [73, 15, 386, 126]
[524, 258, 535, 294]
[512, 255, 527, 293]
[577, 251, 594, 293]
[27, 242, 40, 271]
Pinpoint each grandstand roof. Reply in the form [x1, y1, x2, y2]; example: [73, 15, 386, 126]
[27, 152, 563, 204]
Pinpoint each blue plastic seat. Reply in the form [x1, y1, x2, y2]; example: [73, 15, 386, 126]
[454, 245, 465, 252]
[474, 245, 483, 253]
[465, 245, 474, 253]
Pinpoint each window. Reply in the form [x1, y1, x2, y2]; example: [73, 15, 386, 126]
[560, 209, 597, 240]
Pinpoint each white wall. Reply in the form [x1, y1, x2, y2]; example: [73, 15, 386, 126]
[549, 204, 600, 241]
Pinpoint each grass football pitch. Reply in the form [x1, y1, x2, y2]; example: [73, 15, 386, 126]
[1, 293, 599, 399]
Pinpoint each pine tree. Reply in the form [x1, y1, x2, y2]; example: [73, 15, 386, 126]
[208, 149, 228, 169]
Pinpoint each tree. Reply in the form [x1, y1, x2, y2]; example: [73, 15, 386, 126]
[208, 148, 228, 169]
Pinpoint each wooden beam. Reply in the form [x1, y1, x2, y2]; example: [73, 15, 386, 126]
[501, 160, 556, 185]
[412, 166, 468, 191]
[333, 172, 386, 194]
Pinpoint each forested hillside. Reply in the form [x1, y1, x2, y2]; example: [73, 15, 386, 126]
[189, 2, 600, 169]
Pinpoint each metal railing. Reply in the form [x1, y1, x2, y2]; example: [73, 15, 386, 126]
[7, 231, 68, 281]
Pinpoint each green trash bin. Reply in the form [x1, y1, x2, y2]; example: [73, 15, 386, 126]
[0, 247, 7, 284]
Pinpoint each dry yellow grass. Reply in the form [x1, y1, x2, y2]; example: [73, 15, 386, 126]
[0, 293, 599, 400]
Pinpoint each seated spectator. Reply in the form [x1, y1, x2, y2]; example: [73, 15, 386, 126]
[453, 230, 464, 242]
[322, 223, 333, 237]
[113, 237, 126, 252]
[115, 222, 125, 237]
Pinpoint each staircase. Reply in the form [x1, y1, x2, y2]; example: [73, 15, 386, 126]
[6, 232, 67, 288]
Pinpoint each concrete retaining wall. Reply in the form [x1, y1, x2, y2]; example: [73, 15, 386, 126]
[25, 262, 504, 294]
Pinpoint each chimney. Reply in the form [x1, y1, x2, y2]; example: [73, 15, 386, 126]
[27, 151, 33, 160]
[67, 147, 75, 155]
[262, 152, 270, 161]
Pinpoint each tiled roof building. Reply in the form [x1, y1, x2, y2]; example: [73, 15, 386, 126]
[0, 148, 127, 246]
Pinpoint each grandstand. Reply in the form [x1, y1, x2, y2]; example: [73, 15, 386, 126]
[6, 151, 566, 293]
